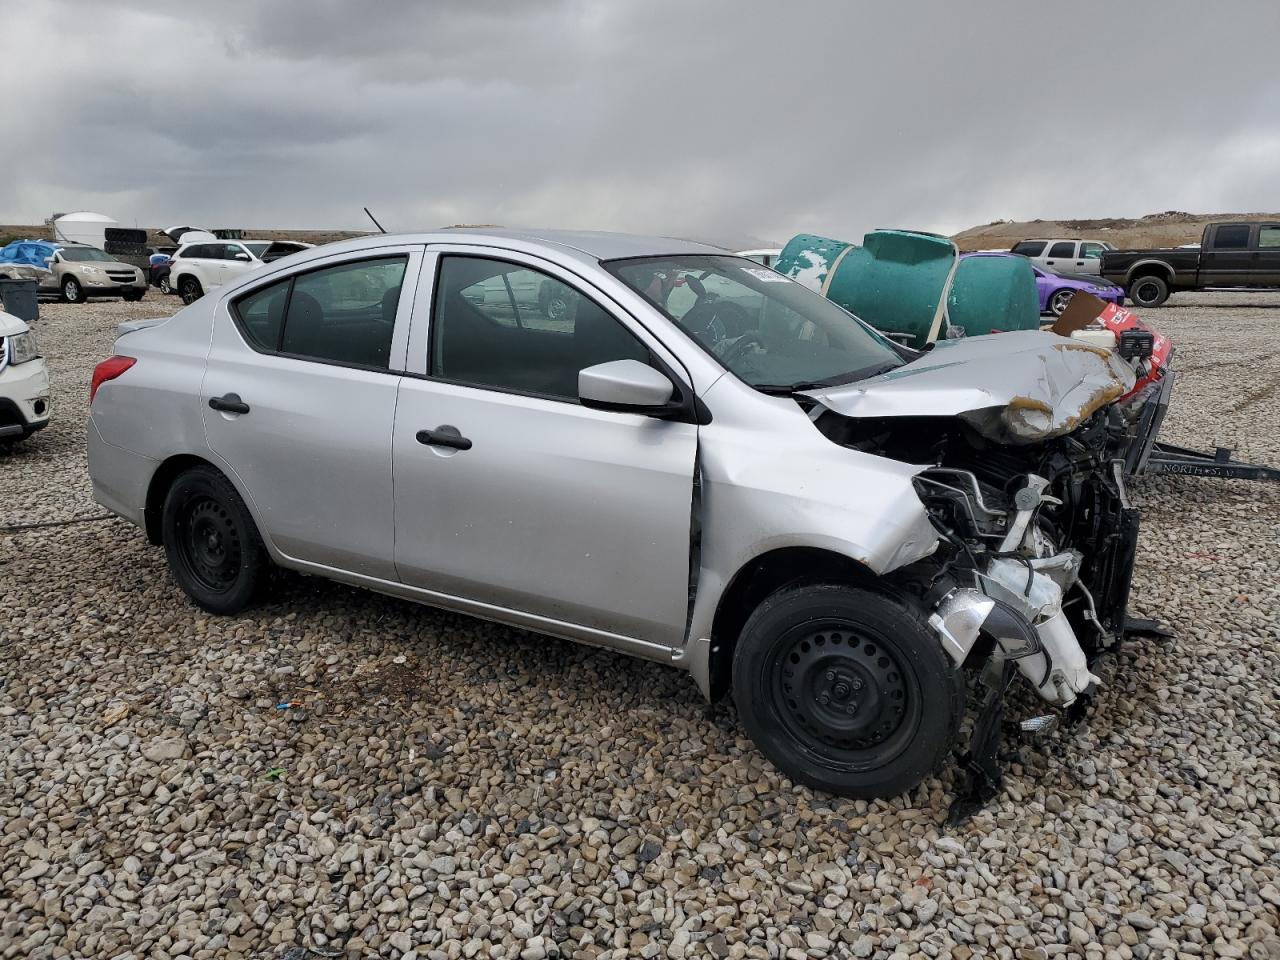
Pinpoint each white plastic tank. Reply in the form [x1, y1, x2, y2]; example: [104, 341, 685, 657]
[52, 212, 118, 249]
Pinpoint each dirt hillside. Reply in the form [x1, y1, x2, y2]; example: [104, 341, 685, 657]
[953, 211, 1280, 252]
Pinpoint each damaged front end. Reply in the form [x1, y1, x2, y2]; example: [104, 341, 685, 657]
[806, 330, 1147, 812]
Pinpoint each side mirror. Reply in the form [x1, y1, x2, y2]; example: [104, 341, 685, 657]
[233, 252, 251, 262]
[579, 359, 675, 413]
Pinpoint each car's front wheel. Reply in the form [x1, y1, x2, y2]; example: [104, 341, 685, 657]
[732, 583, 964, 799]
[61, 276, 85, 303]
[123, 289, 145, 302]
[179, 276, 203, 304]
[158, 276, 172, 295]
[161, 465, 268, 614]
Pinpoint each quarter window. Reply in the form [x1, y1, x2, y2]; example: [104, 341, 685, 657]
[233, 278, 289, 352]
[431, 256, 650, 401]
[1047, 241, 1076, 259]
[1212, 225, 1251, 249]
[231, 256, 407, 368]
[1012, 241, 1046, 257]
[1258, 226, 1280, 248]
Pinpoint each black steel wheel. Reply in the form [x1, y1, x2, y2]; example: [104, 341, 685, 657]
[161, 465, 267, 614]
[1128, 275, 1169, 308]
[733, 584, 964, 799]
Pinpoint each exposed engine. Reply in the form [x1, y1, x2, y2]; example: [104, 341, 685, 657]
[816, 403, 1139, 709]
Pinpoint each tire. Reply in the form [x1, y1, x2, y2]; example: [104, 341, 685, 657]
[158, 277, 172, 295]
[61, 276, 85, 303]
[1128, 275, 1169, 308]
[1048, 289, 1074, 317]
[732, 583, 964, 799]
[179, 276, 203, 305]
[123, 290, 145, 302]
[161, 465, 268, 615]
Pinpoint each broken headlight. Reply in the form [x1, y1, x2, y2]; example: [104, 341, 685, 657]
[5, 331, 39, 365]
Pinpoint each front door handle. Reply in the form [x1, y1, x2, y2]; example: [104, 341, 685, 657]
[416, 425, 472, 451]
[209, 393, 250, 415]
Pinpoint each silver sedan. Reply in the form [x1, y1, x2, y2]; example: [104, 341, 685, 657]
[88, 229, 1145, 801]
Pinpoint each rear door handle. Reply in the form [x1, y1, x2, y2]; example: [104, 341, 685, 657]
[416, 425, 472, 451]
[209, 393, 250, 414]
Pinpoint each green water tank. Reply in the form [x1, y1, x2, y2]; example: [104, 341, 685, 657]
[776, 231, 1040, 348]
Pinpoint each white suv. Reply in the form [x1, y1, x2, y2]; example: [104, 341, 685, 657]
[168, 240, 312, 304]
[0, 309, 50, 444]
[1010, 238, 1115, 276]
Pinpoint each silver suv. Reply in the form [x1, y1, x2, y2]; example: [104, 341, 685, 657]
[86, 229, 1146, 800]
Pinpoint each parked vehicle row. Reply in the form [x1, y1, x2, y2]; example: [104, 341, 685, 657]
[1100, 221, 1280, 307]
[88, 228, 1155, 801]
[0, 240, 147, 302]
[165, 239, 312, 303]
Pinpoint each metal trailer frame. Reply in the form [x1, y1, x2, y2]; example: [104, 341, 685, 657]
[1124, 370, 1280, 483]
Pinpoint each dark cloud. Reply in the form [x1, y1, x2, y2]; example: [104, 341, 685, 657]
[4, 0, 1279, 245]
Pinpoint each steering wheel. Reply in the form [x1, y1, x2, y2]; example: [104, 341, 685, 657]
[682, 298, 753, 340]
[718, 330, 767, 365]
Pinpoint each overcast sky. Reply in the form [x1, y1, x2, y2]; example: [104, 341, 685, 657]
[3, 0, 1279, 245]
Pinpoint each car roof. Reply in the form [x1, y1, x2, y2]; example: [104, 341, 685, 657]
[432, 228, 729, 260]
[314, 228, 723, 262]
[193, 229, 733, 270]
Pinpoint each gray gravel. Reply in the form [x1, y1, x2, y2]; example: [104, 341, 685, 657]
[2, 292, 1279, 960]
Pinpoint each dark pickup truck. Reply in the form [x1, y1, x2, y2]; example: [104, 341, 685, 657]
[1101, 221, 1280, 307]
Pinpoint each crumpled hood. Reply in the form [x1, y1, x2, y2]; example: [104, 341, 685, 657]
[801, 329, 1136, 444]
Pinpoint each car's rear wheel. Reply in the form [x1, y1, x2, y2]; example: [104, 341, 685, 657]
[123, 290, 145, 302]
[179, 276, 203, 304]
[61, 276, 84, 303]
[158, 276, 172, 295]
[732, 583, 964, 799]
[1048, 289, 1074, 316]
[161, 465, 267, 614]
[1128, 275, 1169, 308]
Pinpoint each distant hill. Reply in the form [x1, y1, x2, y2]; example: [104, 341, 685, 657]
[953, 211, 1280, 252]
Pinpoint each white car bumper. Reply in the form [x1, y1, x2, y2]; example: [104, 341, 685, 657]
[0, 356, 51, 438]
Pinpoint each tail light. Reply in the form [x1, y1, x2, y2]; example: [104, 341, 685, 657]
[90, 356, 136, 404]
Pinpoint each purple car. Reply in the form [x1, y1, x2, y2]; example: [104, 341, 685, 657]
[964, 252, 1124, 317]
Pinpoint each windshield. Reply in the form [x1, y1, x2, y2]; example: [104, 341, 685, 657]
[607, 255, 904, 391]
[59, 247, 114, 263]
[242, 242, 271, 258]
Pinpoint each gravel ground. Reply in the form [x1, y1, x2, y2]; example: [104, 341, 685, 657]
[2, 292, 1278, 960]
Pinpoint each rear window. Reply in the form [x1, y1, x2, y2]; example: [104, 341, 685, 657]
[1212, 225, 1251, 250]
[1012, 241, 1046, 257]
[1257, 226, 1280, 248]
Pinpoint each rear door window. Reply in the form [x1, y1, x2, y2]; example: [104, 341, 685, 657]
[230, 256, 407, 368]
[1047, 241, 1076, 259]
[1012, 241, 1046, 257]
[1212, 225, 1251, 249]
[1257, 226, 1280, 248]
[280, 257, 407, 368]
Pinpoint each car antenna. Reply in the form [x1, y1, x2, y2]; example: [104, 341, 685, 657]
[363, 207, 387, 234]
